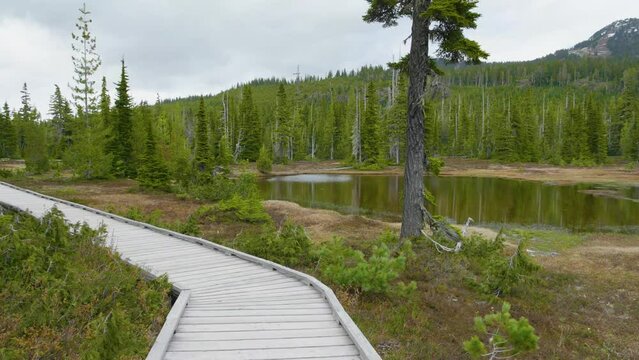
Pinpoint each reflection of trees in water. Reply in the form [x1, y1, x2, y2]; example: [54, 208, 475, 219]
[260, 175, 639, 230]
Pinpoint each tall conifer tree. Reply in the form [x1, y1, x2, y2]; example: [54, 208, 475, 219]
[112, 60, 134, 177]
[362, 82, 381, 162]
[240, 86, 260, 161]
[193, 97, 210, 172]
[364, 0, 488, 238]
[0, 102, 16, 158]
[70, 3, 101, 123]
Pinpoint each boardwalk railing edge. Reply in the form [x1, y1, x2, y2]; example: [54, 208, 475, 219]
[145, 289, 190, 360]
[0, 181, 381, 360]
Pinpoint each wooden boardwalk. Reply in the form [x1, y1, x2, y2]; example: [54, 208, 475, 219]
[0, 182, 380, 360]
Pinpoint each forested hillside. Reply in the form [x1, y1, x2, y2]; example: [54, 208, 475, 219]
[1, 19, 639, 182]
[155, 55, 639, 169]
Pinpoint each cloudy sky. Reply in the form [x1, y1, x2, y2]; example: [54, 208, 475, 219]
[1, 0, 638, 114]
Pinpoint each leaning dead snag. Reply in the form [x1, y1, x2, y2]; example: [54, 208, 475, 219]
[420, 205, 463, 253]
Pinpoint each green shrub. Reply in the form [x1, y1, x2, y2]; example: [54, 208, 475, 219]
[0, 168, 14, 178]
[0, 208, 171, 358]
[186, 173, 260, 203]
[426, 156, 445, 175]
[315, 237, 415, 296]
[462, 233, 539, 296]
[256, 145, 272, 173]
[217, 193, 270, 223]
[174, 215, 201, 236]
[187, 175, 235, 201]
[464, 302, 539, 359]
[237, 221, 313, 267]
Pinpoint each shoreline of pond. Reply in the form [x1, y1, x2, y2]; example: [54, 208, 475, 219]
[249, 158, 639, 187]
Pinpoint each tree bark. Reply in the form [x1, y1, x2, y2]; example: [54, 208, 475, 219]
[401, 0, 430, 238]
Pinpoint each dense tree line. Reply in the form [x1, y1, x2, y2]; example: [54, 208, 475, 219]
[1, 9, 638, 186]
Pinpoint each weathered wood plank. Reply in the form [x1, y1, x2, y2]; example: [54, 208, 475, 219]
[182, 308, 333, 317]
[191, 277, 302, 293]
[172, 327, 347, 341]
[176, 321, 341, 333]
[188, 294, 324, 305]
[178, 314, 337, 325]
[167, 335, 353, 351]
[163, 345, 360, 360]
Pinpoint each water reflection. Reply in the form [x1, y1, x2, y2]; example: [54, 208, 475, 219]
[259, 175, 639, 231]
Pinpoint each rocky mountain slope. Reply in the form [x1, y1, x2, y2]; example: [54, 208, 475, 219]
[551, 18, 639, 58]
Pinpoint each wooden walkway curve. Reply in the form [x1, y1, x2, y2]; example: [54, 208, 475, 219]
[0, 182, 381, 360]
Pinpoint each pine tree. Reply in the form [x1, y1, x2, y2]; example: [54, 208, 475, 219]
[388, 73, 408, 164]
[493, 110, 514, 162]
[274, 83, 291, 162]
[516, 97, 539, 162]
[99, 77, 111, 129]
[217, 134, 233, 166]
[16, 83, 39, 157]
[612, 68, 638, 156]
[361, 82, 381, 163]
[48, 84, 73, 157]
[585, 96, 607, 164]
[424, 101, 438, 156]
[621, 110, 639, 161]
[112, 59, 134, 177]
[70, 3, 101, 123]
[562, 102, 589, 163]
[138, 117, 170, 190]
[193, 97, 210, 172]
[240, 86, 261, 161]
[364, 0, 488, 238]
[0, 102, 16, 158]
[24, 122, 49, 174]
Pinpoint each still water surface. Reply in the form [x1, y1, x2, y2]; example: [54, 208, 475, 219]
[258, 174, 639, 231]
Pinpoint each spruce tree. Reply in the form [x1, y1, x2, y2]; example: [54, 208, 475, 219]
[99, 77, 111, 129]
[217, 134, 233, 166]
[240, 86, 261, 161]
[16, 83, 39, 158]
[0, 102, 16, 158]
[612, 68, 638, 156]
[585, 96, 607, 164]
[112, 60, 134, 177]
[364, 0, 488, 238]
[621, 111, 639, 161]
[24, 123, 49, 174]
[493, 110, 514, 162]
[274, 83, 291, 162]
[48, 84, 73, 157]
[361, 82, 381, 163]
[138, 118, 170, 190]
[193, 97, 210, 172]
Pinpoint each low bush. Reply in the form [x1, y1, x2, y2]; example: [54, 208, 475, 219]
[426, 156, 445, 175]
[315, 236, 415, 296]
[464, 302, 539, 359]
[462, 232, 540, 296]
[0, 208, 171, 358]
[256, 145, 272, 173]
[236, 221, 313, 267]
[217, 193, 270, 223]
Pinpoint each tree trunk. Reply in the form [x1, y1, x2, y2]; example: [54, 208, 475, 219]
[401, 0, 430, 239]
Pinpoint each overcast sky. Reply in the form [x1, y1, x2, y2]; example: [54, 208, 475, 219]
[1, 0, 638, 114]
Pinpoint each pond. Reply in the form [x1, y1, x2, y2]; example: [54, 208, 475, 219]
[258, 174, 639, 231]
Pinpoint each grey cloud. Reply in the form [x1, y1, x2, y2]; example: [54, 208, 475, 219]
[1, 0, 638, 113]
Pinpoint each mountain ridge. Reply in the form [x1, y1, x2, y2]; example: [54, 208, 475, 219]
[548, 18, 639, 59]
